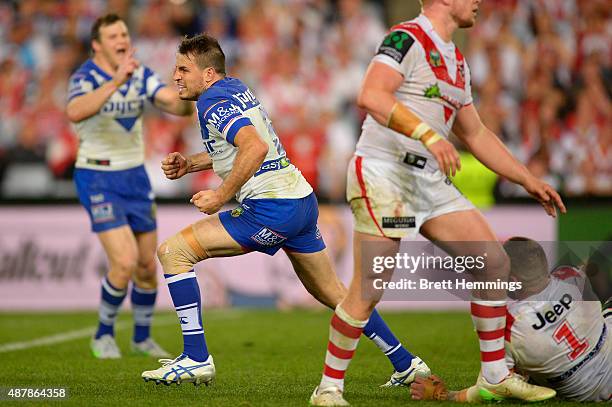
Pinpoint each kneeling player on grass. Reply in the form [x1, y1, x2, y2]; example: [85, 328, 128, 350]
[410, 238, 611, 402]
[140, 33, 430, 386]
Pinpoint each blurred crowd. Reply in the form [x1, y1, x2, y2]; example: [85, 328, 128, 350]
[0, 0, 609, 201]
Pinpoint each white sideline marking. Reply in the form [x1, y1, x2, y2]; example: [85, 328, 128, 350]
[0, 311, 245, 354]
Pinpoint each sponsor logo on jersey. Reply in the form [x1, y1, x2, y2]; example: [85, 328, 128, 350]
[231, 89, 259, 109]
[531, 293, 573, 330]
[251, 227, 287, 247]
[423, 83, 463, 110]
[429, 50, 442, 67]
[382, 217, 416, 229]
[101, 99, 144, 116]
[91, 203, 115, 223]
[254, 157, 291, 177]
[207, 103, 242, 131]
[377, 30, 415, 64]
[424, 83, 442, 99]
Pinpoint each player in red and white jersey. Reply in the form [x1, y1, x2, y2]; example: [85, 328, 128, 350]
[410, 238, 611, 402]
[356, 13, 472, 174]
[504, 240, 611, 402]
[310, 0, 566, 405]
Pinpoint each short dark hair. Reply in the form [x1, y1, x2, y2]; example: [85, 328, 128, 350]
[178, 33, 226, 75]
[91, 13, 124, 43]
[503, 237, 549, 283]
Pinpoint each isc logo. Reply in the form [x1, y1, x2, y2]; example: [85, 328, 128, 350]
[251, 227, 286, 247]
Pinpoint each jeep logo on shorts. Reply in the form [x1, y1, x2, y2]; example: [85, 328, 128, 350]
[251, 227, 287, 247]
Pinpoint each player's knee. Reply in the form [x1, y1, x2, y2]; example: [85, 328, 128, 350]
[490, 248, 511, 273]
[111, 256, 138, 281]
[138, 255, 157, 275]
[157, 233, 204, 274]
[134, 258, 157, 288]
[133, 272, 157, 290]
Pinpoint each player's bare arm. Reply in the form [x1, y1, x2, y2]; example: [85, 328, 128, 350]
[66, 48, 139, 122]
[358, 61, 461, 177]
[161, 152, 212, 180]
[153, 86, 194, 116]
[453, 104, 566, 217]
[190, 125, 268, 215]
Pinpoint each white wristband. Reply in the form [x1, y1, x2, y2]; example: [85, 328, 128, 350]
[411, 122, 431, 140]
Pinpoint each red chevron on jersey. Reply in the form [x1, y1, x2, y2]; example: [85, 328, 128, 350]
[552, 265, 581, 280]
[443, 106, 453, 123]
[392, 22, 466, 90]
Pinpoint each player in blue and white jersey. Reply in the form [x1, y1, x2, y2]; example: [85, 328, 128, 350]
[66, 14, 194, 359]
[141, 33, 431, 387]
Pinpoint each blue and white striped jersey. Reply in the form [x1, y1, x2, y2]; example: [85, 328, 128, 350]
[68, 59, 166, 170]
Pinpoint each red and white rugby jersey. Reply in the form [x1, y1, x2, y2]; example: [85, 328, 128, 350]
[356, 14, 473, 169]
[505, 266, 611, 401]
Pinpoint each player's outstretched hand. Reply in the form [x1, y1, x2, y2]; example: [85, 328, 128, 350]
[522, 175, 566, 218]
[190, 190, 225, 215]
[162, 152, 190, 180]
[410, 375, 449, 401]
[423, 137, 461, 177]
[112, 48, 139, 87]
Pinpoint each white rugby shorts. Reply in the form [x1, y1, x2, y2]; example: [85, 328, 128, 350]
[346, 155, 474, 238]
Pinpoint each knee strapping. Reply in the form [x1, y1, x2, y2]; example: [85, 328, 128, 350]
[157, 226, 208, 274]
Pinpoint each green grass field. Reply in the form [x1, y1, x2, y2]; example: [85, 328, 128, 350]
[0, 310, 588, 406]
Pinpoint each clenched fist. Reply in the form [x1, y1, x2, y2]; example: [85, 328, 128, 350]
[190, 190, 225, 215]
[161, 152, 190, 180]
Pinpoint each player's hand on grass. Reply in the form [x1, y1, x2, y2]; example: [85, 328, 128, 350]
[162, 152, 190, 179]
[190, 190, 225, 215]
[410, 375, 449, 401]
[422, 136, 461, 177]
[522, 175, 566, 218]
[112, 48, 139, 87]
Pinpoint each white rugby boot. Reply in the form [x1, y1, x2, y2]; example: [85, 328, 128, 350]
[381, 356, 431, 387]
[142, 354, 215, 386]
[477, 372, 556, 402]
[90, 335, 121, 359]
[309, 385, 350, 406]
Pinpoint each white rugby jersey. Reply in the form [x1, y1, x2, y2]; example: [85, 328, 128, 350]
[68, 60, 166, 170]
[356, 14, 473, 170]
[506, 267, 611, 401]
[196, 77, 312, 202]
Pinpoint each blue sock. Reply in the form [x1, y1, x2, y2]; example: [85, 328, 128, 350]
[363, 309, 414, 372]
[95, 276, 127, 339]
[131, 285, 157, 343]
[165, 270, 209, 362]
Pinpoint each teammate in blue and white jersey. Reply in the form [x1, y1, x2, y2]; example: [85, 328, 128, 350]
[141, 33, 431, 387]
[66, 14, 194, 359]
